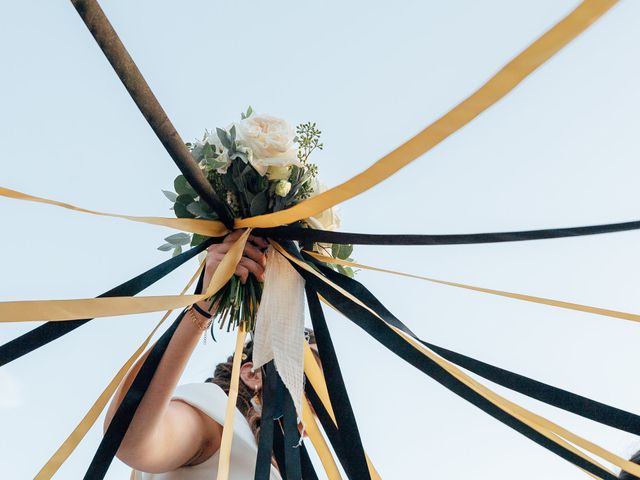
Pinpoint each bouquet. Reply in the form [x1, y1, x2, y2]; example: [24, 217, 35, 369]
[158, 107, 354, 333]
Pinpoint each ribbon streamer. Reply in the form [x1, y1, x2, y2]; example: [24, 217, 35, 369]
[305, 251, 640, 325]
[283, 244, 636, 478]
[236, 0, 618, 229]
[0, 237, 215, 367]
[305, 283, 370, 480]
[255, 220, 640, 245]
[310, 257, 640, 436]
[252, 246, 306, 417]
[304, 343, 381, 479]
[34, 262, 204, 479]
[299, 270, 618, 479]
[0, 186, 229, 237]
[217, 327, 248, 480]
[0, 230, 250, 323]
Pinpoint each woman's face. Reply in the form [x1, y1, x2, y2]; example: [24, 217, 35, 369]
[239, 342, 322, 394]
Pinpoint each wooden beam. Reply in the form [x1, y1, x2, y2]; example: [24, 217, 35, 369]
[70, 0, 233, 228]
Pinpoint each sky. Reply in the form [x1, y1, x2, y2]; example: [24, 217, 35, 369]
[1, 0, 640, 478]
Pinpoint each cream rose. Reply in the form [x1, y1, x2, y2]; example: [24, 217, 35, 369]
[306, 180, 341, 231]
[236, 114, 301, 176]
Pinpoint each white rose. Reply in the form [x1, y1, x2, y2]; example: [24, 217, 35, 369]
[305, 180, 341, 231]
[236, 114, 301, 176]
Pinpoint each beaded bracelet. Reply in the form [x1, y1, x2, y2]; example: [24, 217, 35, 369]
[188, 304, 213, 331]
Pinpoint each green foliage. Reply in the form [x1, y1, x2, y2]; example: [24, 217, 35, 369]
[162, 190, 178, 202]
[174, 175, 197, 197]
[240, 105, 253, 120]
[158, 111, 356, 332]
[164, 233, 191, 246]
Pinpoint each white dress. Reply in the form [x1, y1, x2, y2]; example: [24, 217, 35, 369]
[134, 382, 281, 480]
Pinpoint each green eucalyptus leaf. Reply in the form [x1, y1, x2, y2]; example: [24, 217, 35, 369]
[191, 233, 209, 247]
[172, 245, 183, 257]
[250, 192, 269, 216]
[165, 232, 191, 246]
[162, 190, 178, 202]
[175, 193, 195, 205]
[157, 243, 174, 252]
[340, 244, 353, 259]
[190, 142, 204, 161]
[174, 202, 195, 218]
[186, 201, 209, 217]
[174, 175, 197, 196]
[331, 243, 353, 260]
[206, 158, 228, 170]
[202, 142, 215, 158]
[216, 128, 232, 149]
[230, 125, 237, 144]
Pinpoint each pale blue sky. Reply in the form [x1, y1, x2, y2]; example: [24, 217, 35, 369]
[2, 1, 640, 478]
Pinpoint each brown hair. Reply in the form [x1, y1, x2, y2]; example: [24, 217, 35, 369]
[205, 339, 262, 438]
[205, 329, 316, 440]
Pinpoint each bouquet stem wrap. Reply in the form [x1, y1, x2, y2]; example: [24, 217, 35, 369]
[252, 246, 306, 416]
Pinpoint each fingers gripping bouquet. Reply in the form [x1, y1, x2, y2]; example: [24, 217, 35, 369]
[158, 108, 355, 334]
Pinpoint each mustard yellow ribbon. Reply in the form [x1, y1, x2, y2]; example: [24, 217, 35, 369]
[301, 396, 342, 480]
[236, 0, 617, 229]
[304, 343, 381, 480]
[305, 251, 640, 325]
[0, 229, 250, 323]
[0, 186, 229, 237]
[34, 262, 205, 480]
[284, 247, 636, 478]
[216, 326, 248, 480]
[0, 2, 617, 238]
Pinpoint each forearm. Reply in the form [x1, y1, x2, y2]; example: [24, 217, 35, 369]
[104, 304, 212, 457]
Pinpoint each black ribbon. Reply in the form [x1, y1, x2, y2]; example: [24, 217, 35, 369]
[255, 219, 640, 245]
[281, 377, 302, 480]
[255, 362, 277, 480]
[285, 248, 618, 480]
[83, 266, 207, 479]
[304, 281, 370, 480]
[304, 379, 357, 478]
[0, 238, 216, 367]
[307, 253, 640, 437]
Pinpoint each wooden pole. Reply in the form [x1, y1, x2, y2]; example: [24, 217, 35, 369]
[70, 0, 234, 228]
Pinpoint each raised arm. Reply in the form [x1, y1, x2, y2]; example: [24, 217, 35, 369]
[104, 230, 267, 473]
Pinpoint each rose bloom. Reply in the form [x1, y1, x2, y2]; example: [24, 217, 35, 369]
[305, 179, 341, 231]
[236, 114, 301, 176]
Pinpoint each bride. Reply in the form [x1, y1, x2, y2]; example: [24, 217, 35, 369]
[105, 230, 301, 479]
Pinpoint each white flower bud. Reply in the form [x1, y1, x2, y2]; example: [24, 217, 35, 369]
[275, 180, 292, 197]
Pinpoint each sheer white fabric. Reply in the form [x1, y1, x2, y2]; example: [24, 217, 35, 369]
[252, 247, 306, 416]
[134, 383, 281, 480]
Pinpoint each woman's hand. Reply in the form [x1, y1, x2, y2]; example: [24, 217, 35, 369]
[196, 230, 269, 311]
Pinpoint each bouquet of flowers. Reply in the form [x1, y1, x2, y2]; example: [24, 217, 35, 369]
[158, 107, 354, 332]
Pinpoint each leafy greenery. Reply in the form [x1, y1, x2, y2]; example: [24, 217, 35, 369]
[157, 108, 355, 331]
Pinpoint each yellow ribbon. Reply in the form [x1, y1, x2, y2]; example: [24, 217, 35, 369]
[34, 261, 205, 479]
[285, 247, 635, 477]
[0, 229, 250, 323]
[301, 397, 342, 480]
[236, 0, 617, 228]
[0, 2, 617, 238]
[304, 343, 381, 480]
[216, 327, 248, 480]
[305, 251, 640, 324]
[0, 186, 229, 237]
